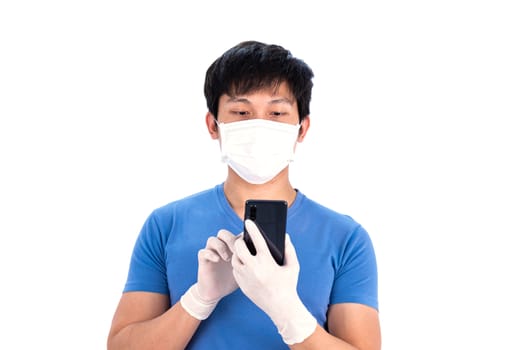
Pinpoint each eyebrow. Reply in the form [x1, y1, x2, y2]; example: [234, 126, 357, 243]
[225, 97, 294, 105]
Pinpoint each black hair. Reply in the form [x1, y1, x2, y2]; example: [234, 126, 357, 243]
[204, 41, 314, 123]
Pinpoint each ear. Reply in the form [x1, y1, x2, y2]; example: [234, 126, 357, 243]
[206, 112, 219, 140]
[297, 116, 310, 142]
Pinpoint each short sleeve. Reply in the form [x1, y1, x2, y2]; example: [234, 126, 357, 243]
[123, 211, 169, 294]
[330, 225, 378, 310]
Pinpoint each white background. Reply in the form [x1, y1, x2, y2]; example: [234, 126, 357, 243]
[1, 1, 508, 349]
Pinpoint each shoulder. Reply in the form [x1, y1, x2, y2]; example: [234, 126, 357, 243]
[151, 185, 221, 218]
[293, 192, 374, 256]
[137, 185, 221, 238]
[295, 192, 362, 232]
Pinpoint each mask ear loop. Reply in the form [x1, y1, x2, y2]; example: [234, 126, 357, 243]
[213, 118, 222, 133]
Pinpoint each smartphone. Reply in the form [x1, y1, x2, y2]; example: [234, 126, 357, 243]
[243, 199, 287, 265]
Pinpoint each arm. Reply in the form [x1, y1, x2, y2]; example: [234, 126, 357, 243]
[107, 292, 200, 350]
[289, 303, 381, 350]
[232, 220, 380, 350]
[108, 229, 239, 350]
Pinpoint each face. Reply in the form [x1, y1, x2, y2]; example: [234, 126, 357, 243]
[206, 82, 310, 142]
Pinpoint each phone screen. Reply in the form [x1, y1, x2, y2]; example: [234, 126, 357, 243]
[243, 199, 287, 265]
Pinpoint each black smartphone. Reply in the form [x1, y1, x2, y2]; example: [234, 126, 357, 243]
[243, 199, 287, 265]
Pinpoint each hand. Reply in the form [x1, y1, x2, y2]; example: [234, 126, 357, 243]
[232, 219, 317, 344]
[181, 229, 238, 320]
[196, 229, 238, 301]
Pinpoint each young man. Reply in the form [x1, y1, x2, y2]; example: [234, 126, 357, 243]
[107, 41, 381, 350]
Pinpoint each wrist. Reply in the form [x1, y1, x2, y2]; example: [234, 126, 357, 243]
[180, 283, 220, 320]
[272, 298, 317, 345]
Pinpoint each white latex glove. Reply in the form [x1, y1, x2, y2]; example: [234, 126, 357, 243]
[232, 219, 317, 344]
[181, 229, 238, 320]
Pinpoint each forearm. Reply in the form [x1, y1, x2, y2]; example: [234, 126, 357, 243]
[108, 302, 200, 350]
[289, 325, 358, 350]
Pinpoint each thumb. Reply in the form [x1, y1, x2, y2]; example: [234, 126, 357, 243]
[283, 234, 299, 267]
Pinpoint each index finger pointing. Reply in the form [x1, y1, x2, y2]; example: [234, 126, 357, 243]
[217, 229, 238, 253]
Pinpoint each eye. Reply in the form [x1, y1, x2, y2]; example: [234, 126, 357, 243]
[270, 111, 288, 117]
[230, 110, 251, 117]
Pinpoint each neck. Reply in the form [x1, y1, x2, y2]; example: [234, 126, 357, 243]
[223, 168, 297, 219]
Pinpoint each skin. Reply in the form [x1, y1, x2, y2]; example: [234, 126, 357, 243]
[107, 82, 381, 350]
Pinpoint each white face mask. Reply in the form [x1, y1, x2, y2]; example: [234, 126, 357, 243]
[217, 119, 301, 184]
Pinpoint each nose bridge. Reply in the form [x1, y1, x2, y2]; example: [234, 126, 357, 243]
[250, 114, 272, 121]
[248, 101, 270, 120]
[248, 94, 275, 120]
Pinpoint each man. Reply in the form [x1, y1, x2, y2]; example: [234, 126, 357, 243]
[108, 40, 381, 349]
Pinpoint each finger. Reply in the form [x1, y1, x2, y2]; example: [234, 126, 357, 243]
[244, 219, 270, 255]
[198, 248, 220, 263]
[233, 235, 254, 264]
[283, 234, 299, 266]
[231, 251, 244, 270]
[217, 229, 237, 256]
[205, 236, 230, 261]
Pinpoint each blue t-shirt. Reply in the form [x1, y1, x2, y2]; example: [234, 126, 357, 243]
[124, 183, 378, 349]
